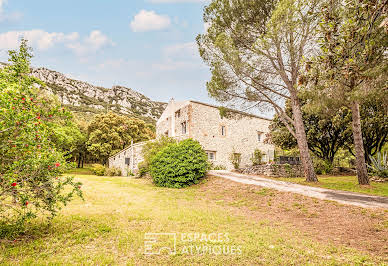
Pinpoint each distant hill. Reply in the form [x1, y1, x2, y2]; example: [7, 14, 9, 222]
[30, 67, 167, 123]
[1, 62, 166, 123]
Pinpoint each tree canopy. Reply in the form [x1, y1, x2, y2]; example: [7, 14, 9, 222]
[197, 0, 322, 181]
[87, 112, 155, 163]
[305, 0, 388, 184]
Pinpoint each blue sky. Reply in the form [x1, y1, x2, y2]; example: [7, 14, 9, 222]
[0, 0, 214, 103]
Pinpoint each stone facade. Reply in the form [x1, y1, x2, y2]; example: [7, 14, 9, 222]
[236, 164, 303, 178]
[109, 99, 275, 174]
[108, 142, 148, 176]
[156, 100, 275, 170]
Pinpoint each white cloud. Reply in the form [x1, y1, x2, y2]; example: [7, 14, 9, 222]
[0, 29, 79, 51]
[66, 30, 115, 56]
[130, 10, 171, 32]
[163, 42, 198, 59]
[0, 29, 113, 59]
[0, 0, 22, 22]
[0, 0, 7, 13]
[148, 42, 205, 71]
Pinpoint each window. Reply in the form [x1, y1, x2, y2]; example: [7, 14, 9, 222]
[206, 151, 216, 161]
[165, 130, 169, 136]
[175, 109, 181, 118]
[181, 121, 187, 134]
[221, 125, 226, 136]
[257, 132, 263, 142]
[125, 157, 131, 165]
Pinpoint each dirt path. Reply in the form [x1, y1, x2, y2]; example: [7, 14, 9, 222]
[208, 170, 388, 209]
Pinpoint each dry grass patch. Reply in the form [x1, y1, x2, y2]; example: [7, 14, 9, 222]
[0, 174, 386, 265]
[201, 176, 388, 257]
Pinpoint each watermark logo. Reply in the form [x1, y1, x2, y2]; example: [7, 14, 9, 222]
[144, 233, 177, 255]
[144, 232, 242, 256]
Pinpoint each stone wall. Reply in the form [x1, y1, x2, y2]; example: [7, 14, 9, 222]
[189, 102, 275, 170]
[236, 164, 303, 178]
[108, 141, 148, 176]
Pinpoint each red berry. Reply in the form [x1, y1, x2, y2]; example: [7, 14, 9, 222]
[55, 163, 60, 167]
[25, 201, 29, 206]
[11, 182, 17, 187]
[21, 98, 25, 101]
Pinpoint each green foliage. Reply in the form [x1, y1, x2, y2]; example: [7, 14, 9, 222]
[137, 161, 148, 178]
[229, 152, 242, 169]
[87, 112, 155, 164]
[149, 139, 208, 188]
[91, 164, 105, 176]
[270, 93, 387, 164]
[270, 99, 352, 163]
[139, 136, 177, 177]
[208, 162, 227, 170]
[283, 164, 297, 178]
[50, 115, 85, 155]
[251, 149, 264, 166]
[357, 92, 388, 162]
[368, 152, 388, 178]
[0, 40, 82, 236]
[313, 157, 333, 175]
[105, 167, 122, 177]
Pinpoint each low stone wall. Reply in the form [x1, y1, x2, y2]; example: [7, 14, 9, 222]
[236, 164, 303, 178]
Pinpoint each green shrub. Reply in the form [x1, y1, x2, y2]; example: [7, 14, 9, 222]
[105, 167, 122, 176]
[208, 162, 227, 170]
[368, 152, 388, 178]
[126, 167, 134, 177]
[251, 149, 264, 166]
[139, 136, 177, 177]
[149, 139, 208, 188]
[92, 164, 105, 176]
[137, 161, 148, 178]
[313, 158, 333, 175]
[229, 152, 242, 169]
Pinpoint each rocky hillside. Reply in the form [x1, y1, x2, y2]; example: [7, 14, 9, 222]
[30, 68, 166, 122]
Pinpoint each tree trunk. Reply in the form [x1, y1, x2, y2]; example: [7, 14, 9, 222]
[291, 97, 318, 182]
[351, 101, 369, 185]
[77, 153, 82, 168]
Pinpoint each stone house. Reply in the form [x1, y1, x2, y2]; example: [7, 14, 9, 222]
[108, 99, 275, 175]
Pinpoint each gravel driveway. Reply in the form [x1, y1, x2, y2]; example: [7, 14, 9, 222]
[208, 170, 388, 209]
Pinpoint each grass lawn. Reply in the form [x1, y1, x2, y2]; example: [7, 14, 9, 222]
[0, 174, 387, 265]
[271, 175, 388, 197]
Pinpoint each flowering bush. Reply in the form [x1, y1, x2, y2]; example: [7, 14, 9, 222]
[149, 139, 208, 188]
[0, 40, 82, 236]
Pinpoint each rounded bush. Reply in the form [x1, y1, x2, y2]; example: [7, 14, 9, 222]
[92, 164, 105, 176]
[149, 139, 208, 188]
